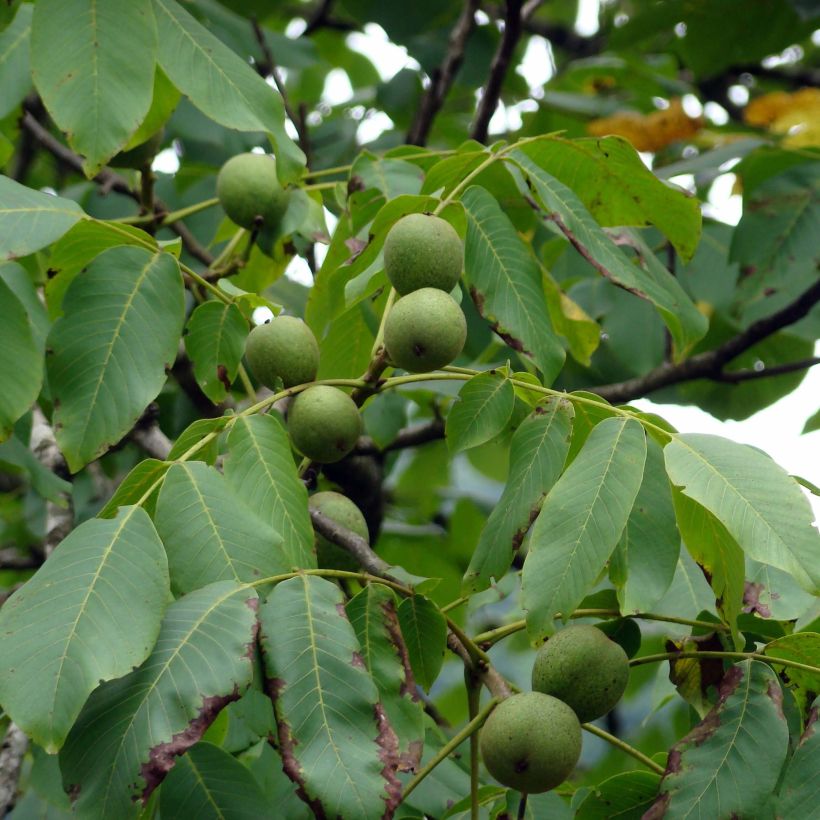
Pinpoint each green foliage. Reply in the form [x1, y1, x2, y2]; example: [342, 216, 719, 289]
[1, 1, 819, 817]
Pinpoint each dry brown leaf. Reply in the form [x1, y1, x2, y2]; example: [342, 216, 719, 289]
[586, 98, 703, 152]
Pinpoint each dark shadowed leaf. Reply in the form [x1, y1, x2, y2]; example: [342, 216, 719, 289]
[0, 175, 85, 260]
[0, 3, 33, 118]
[397, 594, 447, 691]
[575, 770, 661, 819]
[464, 397, 574, 592]
[775, 698, 820, 820]
[46, 246, 184, 472]
[155, 461, 288, 594]
[0, 506, 168, 752]
[31, 0, 156, 174]
[664, 433, 820, 594]
[463, 185, 565, 381]
[347, 583, 425, 772]
[647, 660, 788, 820]
[523, 416, 646, 638]
[672, 489, 745, 647]
[60, 581, 258, 819]
[0, 279, 42, 441]
[184, 301, 248, 404]
[160, 741, 275, 819]
[763, 633, 820, 692]
[610, 438, 679, 614]
[224, 414, 314, 569]
[98, 458, 169, 518]
[446, 371, 515, 453]
[259, 575, 401, 820]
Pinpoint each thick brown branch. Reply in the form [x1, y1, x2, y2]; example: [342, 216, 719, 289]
[309, 508, 394, 578]
[354, 419, 445, 455]
[406, 0, 480, 146]
[592, 279, 820, 403]
[0, 724, 27, 815]
[713, 356, 820, 384]
[0, 548, 42, 571]
[20, 110, 216, 267]
[471, 0, 524, 143]
[309, 511, 512, 699]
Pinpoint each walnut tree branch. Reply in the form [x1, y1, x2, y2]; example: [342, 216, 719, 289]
[471, 0, 524, 143]
[592, 279, 820, 403]
[20, 110, 215, 267]
[406, 0, 480, 146]
[31, 408, 72, 559]
[354, 418, 445, 456]
[0, 723, 28, 816]
[308, 511, 512, 699]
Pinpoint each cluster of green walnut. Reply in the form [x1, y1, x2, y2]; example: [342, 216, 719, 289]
[217, 153, 629, 797]
[482, 625, 630, 794]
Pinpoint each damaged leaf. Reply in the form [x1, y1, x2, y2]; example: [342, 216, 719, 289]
[646, 660, 788, 820]
[347, 583, 425, 772]
[59, 581, 258, 819]
[259, 575, 401, 820]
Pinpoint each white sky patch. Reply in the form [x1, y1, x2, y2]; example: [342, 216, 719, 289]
[152, 147, 180, 174]
[252, 306, 274, 324]
[703, 174, 742, 225]
[322, 68, 354, 106]
[346, 24, 419, 82]
[284, 255, 314, 286]
[667, 173, 695, 194]
[517, 36, 554, 94]
[681, 94, 703, 117]
[575, 0, 601, 35]
[704, 101, 730, 125]
[358, 111, 395, 144]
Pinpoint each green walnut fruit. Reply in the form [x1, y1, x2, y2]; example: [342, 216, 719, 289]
[531, 624, 630, 722]
[245, 316, 319, 389]
[288, 386, 362, 463]
[480, 692, 582, 794]
[309, 491, 369, 571]
[383, 213, 463, 295]
[384, 288, 467, 372]
[110, 129, 164, 169]
[216, 152, 290, 231]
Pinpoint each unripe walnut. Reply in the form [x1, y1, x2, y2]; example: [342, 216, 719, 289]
[383, 213, 463, 295]
[309, 491, 368, 572]
[384, 288, 466, 372]
[480, 692, 582, 793]
[216, 152, 290, 231]
[244, 316, 319, 389]
[287, 386, 362, 463]
[531, 624, 630, 722]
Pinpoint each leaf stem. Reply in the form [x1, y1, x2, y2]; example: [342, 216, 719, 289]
[237, 364, 257, 403]
[581, 723, 665, 776]
[631, 651, 820, 677]
[472, 611, 730, 646]
[370, 287, 397, 358]
[301, 181, 338, 191]
[402, 698, 500, 801]
[113, 197, 220, 226]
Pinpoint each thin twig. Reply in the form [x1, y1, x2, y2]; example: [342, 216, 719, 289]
[581, 723, 665, 775]
[407, 0, 480, 146]
[354, 419, 445, 455]
[471, 0, 524, 143]
[712, 356, 820, 384]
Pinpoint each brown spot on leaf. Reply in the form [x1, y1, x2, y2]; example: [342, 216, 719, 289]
[511, 501, 544, 554]
[347, 175, 365, 195]
[767, 679, 785, 721]
[743, 581, 771, 618]
[138, 687, 241, 802]
[351, 650, 367, 669]
[643, 791, 670, 820]
[374, 702, 402, 818]
[217, 364, 231, 391]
